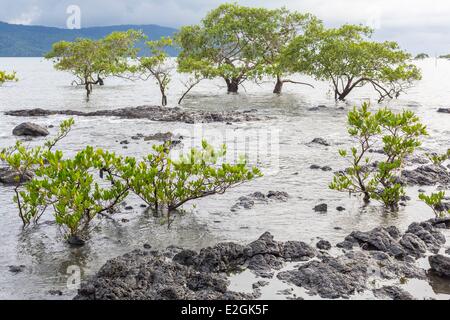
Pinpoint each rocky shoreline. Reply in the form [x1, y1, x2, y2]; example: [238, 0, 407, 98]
[74, 217, 450, 300]
[4, 105, 265, 124]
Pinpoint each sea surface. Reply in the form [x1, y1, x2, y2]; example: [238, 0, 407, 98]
[0, 57, 449, 299]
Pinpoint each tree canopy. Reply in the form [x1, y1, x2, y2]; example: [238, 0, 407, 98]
[45, 29, 144, 98]
[139, 37, 174, 106]
[414, 53, 429, 60]
[176, 3, 280, 93]
[258, 8, 320, 93]
[40, 3, 423, 105]
[285, 24, 421, 102]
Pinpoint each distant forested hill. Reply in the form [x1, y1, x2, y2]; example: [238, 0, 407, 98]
[0, 21, 178, 57]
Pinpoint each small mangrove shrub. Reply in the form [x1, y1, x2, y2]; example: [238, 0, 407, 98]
[0, 119, 74, 225]
[419, 191, 450, 218]
[125, 140, 262, 224]
[0, 70, 18, 85]
[425, 149, 450, 165]
[329, 102, 427, 210]
[3, 124, 261, 242]
[26, 147, 130, 239]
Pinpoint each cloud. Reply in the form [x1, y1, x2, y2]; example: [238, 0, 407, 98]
[0, 0, 449, 54]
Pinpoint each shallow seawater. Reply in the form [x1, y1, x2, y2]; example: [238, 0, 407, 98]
[0, 58, 449, 299]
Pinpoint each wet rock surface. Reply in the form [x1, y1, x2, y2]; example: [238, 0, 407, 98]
[8, 265, 26, 274]
[437, 108, 450, 114]
[5, 106, 265, 124]
[309, 138, 330, 146]
[429, 255, 450, 277]
[12, 122, 49, 137]
[316, 240, 331, 251]
[231, 191, 288, 211]
[0, 167, 33, 185]
[74, 219, 448, 300]
[400, 165, 450, 186]
[313, 203, 328, 212]
[372, 286, 414, 300]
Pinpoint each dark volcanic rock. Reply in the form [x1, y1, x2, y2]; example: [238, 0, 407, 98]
[437, 108, 450, 114]
[281, 241, 316, 261]
[277, 251, 369, 299]
[316, 240, 332, 251]
[373, 286, 414, 300]
[48, 289, 63, 296]
[267, 191, 289, 201]
[74, 221, 446, 301]
[349, 227, 407, 259]
[336, 240, 354, 250]
[173, 249, 197, 267]
[12, 122, 49, 137]
[8, 265, 26, 273]
[313, 203, 328, 212]
[5, 106, 264, 124]
[405, 222, 446, 254]
[245, 233, 284, 277]
[428, 254, 450, 277]
[247, 254, 282, 278]
[231, 191, 287, 211]
[399, 233, 428, 258]
[310, 138, 330, 146]
[67, 236, 86, 247]
[277, 249, 425, 299]
[400, 165, 450, 186]
[193, 242, 248, 273]
[231, 196, 255, 211]
[143, 132, 174, 141]
[252, 280, 269, 289]
[74, 249, 253, 300]
[246, 232, 281, 257]
[427, 216, 450, 229]
[0, 167, 33, 185]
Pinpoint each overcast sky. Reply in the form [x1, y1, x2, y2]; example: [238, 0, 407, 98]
[1, 0, 449, 54]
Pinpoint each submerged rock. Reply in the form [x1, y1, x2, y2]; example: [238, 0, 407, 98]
[48, 289, 63, 296]
[5, 106, 264, 124]
[429, 255, 450, 277]
[12, 122, 49, 137]
[231, 191, 287, 211]
[8, 265, 26, 274]
[313, 203, 328, 212]
[309, 138, 330, 146]
[267, 191, 289, 201]
[143, 132, 174, 141]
